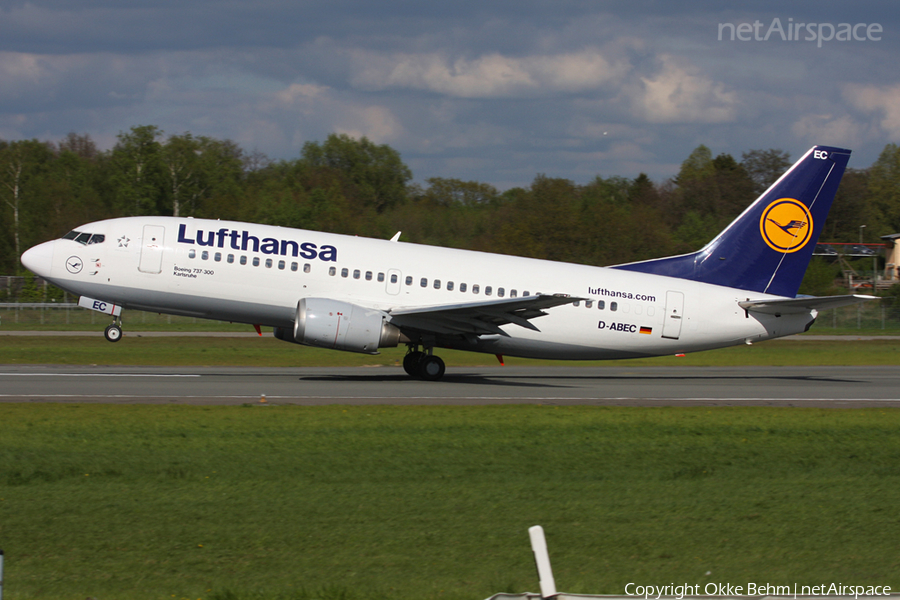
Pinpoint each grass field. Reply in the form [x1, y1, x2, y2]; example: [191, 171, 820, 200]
[1, 404, 899, 600]
[2, 330, 899, 599]
[2, 335, 900, 367]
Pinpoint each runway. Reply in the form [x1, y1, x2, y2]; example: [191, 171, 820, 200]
[1, 365, 899, 407]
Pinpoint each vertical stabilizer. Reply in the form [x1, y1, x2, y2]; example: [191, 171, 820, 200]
[613, 146, 851, 297]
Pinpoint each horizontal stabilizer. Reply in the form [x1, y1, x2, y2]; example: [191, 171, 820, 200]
[389, 294, 583, 336]
[739, 294, 877, 316]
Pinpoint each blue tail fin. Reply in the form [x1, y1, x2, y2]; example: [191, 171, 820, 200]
[612, 145, 851, 297]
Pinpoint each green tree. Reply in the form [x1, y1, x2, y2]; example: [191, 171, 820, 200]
[798, 257, 841, 296]
[741, 148, 791, 196]
[109, 125, 165, 215]
[420, 177, 499, 207]
[867, 143, 900, 235]
[0, 140, 55, 271]
[825, 168, 870, 241]
[712, 153, 754, 219]
[300, 134, 412, 213]
[161, 132, 201, 217]
[193, 138, 245, 219]
[676, 145, 715, 185]
[43, 133, 106, 238]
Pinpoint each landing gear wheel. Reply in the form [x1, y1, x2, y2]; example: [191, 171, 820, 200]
[403, 351, 425, 377]
[419, 355, 446, 381]
[104, 324, 122, 342]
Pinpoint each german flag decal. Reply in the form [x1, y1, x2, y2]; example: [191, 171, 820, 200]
[639, 326, 652, 335]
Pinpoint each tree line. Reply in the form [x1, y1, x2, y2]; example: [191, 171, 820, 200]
[3, 126, 900, 296]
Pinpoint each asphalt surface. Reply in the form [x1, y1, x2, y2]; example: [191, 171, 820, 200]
[3, 331, 900, 340]
[1, 365, 898, 407]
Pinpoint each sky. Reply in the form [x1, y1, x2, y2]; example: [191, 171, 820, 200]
[1, 0, 898, 189]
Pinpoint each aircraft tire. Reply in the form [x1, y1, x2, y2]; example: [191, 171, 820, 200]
[419, 355, 445, 381]
[104, 324, 123, 342]
[403, 351, 425, 377]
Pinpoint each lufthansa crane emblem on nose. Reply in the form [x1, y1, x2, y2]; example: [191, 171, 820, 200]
[66, 256, 84, 274]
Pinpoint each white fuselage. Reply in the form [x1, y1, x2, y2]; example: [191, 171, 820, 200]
[24, 216, 814, 360]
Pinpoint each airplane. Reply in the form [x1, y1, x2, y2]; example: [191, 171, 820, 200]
[20, 145, 875, 381]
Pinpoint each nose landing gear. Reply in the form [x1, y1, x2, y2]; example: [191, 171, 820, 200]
[104, 319, 123, 342]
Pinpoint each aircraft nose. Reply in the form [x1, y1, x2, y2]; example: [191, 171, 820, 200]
[21, 240, 55, 277]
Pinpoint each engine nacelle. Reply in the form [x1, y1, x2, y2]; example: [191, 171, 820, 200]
[286, 298, 401, 354]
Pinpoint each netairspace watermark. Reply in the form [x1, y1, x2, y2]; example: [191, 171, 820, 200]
[718, 18, 883, 47]
[625, 582, 892, 599]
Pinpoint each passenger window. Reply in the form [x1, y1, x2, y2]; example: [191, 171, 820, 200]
[379, 273, 386, 283]
[460, 283, 467, 292]
[473, 285, 480, 294]
[598, 300, 605, 310]
[202, 251, 209, 260]
[523, 291, 530, 297]
[447, 281, 454, 291]
[610, 302, 618, 311]
[405, 276, 413, 286]
[485, 286, 492, 296]
[498, 288, 505, 297]
[189, 249, 196, 259]
[510, 290, 517, 298]
[291, 262, 298, 272]
[329, 267, 336, 276]
[586, 300, 593, 308]
[420, 278, 427, 288]
[278, 260, 285, 270]
[353, 269, 360, 279]
[341, 268, 348, 278]
[304, 264, 311, 273]
[265, 258, 273, 268]
[390, 274, 397, 284]
[214, 252, 222, 262]
[227, 254, 234, 264]
[573, 301, 580, 307]
[433, 279, 441, 289]
[252, 257, 260, 267]
[365, 271, 372, 281]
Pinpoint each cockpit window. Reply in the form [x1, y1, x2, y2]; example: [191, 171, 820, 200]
[63, 230, 105, 245]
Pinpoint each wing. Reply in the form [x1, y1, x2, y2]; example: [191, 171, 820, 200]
[738, 294, 877, 316]
[388, 294, 583, 337]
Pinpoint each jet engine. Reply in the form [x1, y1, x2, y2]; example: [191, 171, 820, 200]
[274, 298, 402, 354]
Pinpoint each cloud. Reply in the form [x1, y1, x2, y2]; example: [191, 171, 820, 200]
[846, 84, 900, 138]
[255, 82, 405, 152]
[790, 113, 865, 149]
[348, 47, 628, 98]
[635, 55, 737, 124]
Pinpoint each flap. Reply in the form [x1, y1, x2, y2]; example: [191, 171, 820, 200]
[389, 294, 583, 336]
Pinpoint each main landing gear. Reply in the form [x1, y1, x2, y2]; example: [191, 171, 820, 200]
[403, 346, 446, 381]
[104, 319, 123, 342]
